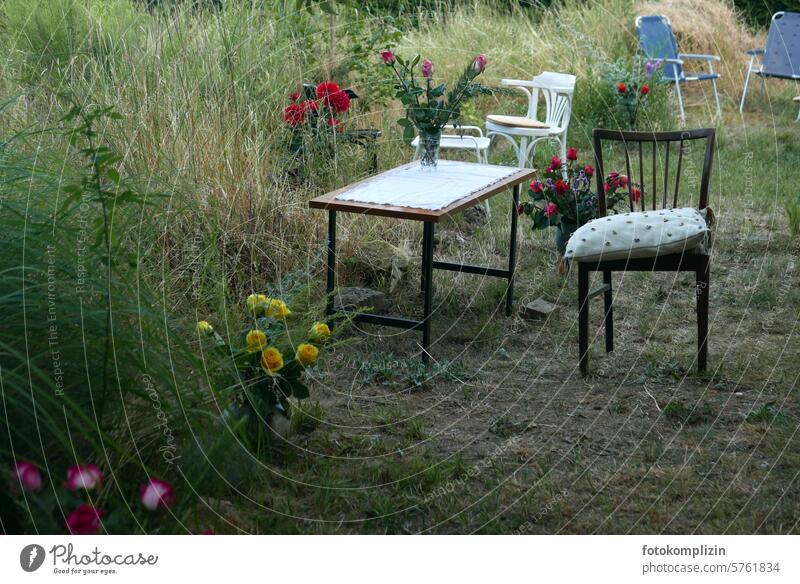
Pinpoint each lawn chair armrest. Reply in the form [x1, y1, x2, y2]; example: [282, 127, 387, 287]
[664, 58, 684, 65]
[746, 48, 765, 56]
[678, 53, 720, 61]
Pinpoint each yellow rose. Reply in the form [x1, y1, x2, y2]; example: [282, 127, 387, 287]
[309, 322, 331, 342]
[196, 320, 213, 334]
[260, 347, 284, 374]
[295, 343, 319, 366]
[246, 294, 268, 315]
[267, 299, 291, 319]
[245, 329, 268, 352]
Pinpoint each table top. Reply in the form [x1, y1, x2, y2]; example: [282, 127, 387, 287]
[309, 161, 534, 223]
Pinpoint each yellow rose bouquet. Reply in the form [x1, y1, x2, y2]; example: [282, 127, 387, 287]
[197, 293, 332, 445]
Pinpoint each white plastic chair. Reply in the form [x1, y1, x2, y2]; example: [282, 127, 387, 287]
[411, 125, 490, 163]
[485, 71, 576, 168]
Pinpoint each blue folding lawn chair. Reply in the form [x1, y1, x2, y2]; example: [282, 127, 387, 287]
[739, 12, 800, 116]
[636, 15, 722, 122]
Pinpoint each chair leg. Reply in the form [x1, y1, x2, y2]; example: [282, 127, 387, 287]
[517, 136, 528, 168]
[739, 59, 754, 113]
[696, 259, 710, 372]
[578, 263, 590, 376]
[603, 270, 614, 353]
[674, 79, 686, 124]
[711, 78, 722, 119]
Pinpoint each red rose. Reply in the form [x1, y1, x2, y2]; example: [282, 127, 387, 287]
[619, 175, 629, 188]
[543, 201, 558, 218]
[551, 155, 562, 168]
[632, 187, 642, 203]
[315, 81, 341, 100]
[584, 164, 594, 177]
[566, 147, 578, 161]
[640, 85, 650, 96]
[554, 179, 569, 194]
[516, 202, 525, 216]
[303, 100, 319, 112]
[326, 90, 350, 113]
[380, 50, 395, 65]
[530, 180, 544, 193]
[604, 183, 609, 194]
[617, 82, 627, 93]
[289, 91, 301, 102]
[282, 104, 305, 127]
[325, 118, 344, 133]
[65, 504, 103, 535]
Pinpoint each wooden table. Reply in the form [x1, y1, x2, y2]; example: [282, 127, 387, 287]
[309, 161, 535, 364]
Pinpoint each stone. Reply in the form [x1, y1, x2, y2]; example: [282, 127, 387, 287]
[334, 287, 386, 313]
[388, 247, 410, 293]
[523, 298, 558, 320]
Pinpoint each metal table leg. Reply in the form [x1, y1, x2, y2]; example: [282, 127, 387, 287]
[421, 221, 435, 365]
[326, 210, 336, 319]
[506, 184, 519, 316]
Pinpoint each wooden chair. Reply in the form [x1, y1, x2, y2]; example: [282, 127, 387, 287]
[578, 128, 715, 376]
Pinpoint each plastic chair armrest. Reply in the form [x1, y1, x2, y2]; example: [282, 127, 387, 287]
[500, 78, 535, 87]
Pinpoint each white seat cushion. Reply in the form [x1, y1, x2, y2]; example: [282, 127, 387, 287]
[486, 114, 550, 129]
[565, 207, 711, 263]
[412, 135, 490, 150]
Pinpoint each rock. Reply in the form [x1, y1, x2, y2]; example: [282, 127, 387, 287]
[334, 287, 386, 313]
[388, 247, 410, 293]
[462, 202, 490, 228]
[523, 298, 558, 320]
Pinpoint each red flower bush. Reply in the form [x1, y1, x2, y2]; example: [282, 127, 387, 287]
[282, 103, 305, 127]
[66, 504, 103, 535]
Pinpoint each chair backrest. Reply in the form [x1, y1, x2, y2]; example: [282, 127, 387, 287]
[592, 128, 715, 216]
[529, 71, 576, 130]
[636, 15, 682, 81]
[762, 12, 800, 78]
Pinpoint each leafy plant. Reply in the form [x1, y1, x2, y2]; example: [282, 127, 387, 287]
[603, 57, 664, 130]
[785, 199, 800, 236]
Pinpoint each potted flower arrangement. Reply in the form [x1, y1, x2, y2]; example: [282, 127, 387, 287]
[282, 80, 357, 154]
[521, 148, 638, 252]
[605, 57, 664, 130]
[380, 50, 491, 168]
[198, 294, 331, 453]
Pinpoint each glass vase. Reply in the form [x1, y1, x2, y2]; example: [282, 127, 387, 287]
[418, 128, 441, 170]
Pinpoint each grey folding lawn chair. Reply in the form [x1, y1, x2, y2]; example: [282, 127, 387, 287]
[636, 15, 722, 122]
[740, 12, 800, 115]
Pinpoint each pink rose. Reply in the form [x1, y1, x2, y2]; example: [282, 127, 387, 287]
[551, 155, 562, 168]
[543, 202, 558, 218]
[421, 59, 433, 79]
[381, 50, 395, 65]
[530, 180, 544, 193]
[65, 464, 103, 491]
[65, 504, 103, 535]
[13, 460, 42, 491]
[471, 54, 487, 74]
[140, 477, 175, 511]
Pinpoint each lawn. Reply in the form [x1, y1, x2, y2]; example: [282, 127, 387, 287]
[0, 0, 798, 535]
